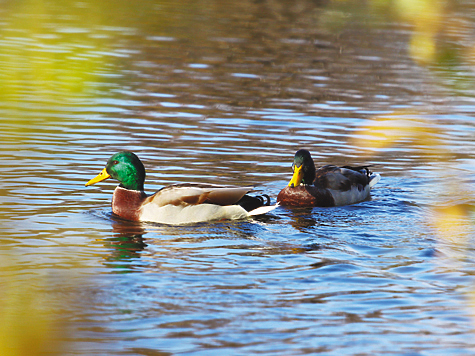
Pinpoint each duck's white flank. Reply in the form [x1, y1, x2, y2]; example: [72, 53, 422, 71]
[328, 186, 370, 206]
[139, 202, 278, 225]
[329, 173, 381, 206]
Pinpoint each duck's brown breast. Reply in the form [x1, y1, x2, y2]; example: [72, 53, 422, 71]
[111, 187, 148, 221]
[277, 185, 335, 207]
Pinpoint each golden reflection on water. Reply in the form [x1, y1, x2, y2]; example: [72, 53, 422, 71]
[0, 0, 113, 106]
[354, 111, 445, 156]
[355, 111, 473, 232]
[332, 0, 475, 86]
[355, 110, 475, 325]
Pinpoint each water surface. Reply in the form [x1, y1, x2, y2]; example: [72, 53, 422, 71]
[2, 0, 475, 355]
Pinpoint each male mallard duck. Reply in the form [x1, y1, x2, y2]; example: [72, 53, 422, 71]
[86, 151, 277, 225]
[277, 149, 380, 207]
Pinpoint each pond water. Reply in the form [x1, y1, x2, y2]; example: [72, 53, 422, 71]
[2, 0, 475, 355]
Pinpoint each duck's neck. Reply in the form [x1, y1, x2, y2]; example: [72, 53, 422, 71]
[112, 186, 147, 221]
[302, 163, 316, 185]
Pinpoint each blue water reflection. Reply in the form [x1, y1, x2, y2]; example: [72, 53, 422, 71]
[2, 0, 475, 355]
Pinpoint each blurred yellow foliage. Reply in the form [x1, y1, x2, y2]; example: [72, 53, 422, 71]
[394, 0, 444, 28]
[409, 32, 437, 65]
[368, 0, 444, 64]
[0, 277, 67, 356]
[395, 0, 445, 64]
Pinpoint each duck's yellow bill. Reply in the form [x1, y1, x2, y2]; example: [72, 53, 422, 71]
[288, 165, 303, 188]
[85, 167, 111, 186]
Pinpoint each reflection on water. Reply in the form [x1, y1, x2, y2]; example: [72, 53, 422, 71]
[101, 218, 148, 269]
[2, 0, 475, 354]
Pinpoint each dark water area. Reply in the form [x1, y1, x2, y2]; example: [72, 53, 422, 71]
[2, 0, 475, 355]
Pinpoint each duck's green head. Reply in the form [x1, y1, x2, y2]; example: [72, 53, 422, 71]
[85, 151, 145, 191]
[288, 149, 316, 187]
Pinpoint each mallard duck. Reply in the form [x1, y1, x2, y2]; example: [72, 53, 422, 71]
[277, 149, 380, 207]
[86, 151, 277, 225]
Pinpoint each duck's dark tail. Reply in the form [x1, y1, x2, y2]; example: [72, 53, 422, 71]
[237, 194, 271, 212]
[342, 165, 380, 188]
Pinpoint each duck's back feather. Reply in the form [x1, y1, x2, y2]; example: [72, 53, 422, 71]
[315, 165, 372, 191]
[147, 183, 253, 207]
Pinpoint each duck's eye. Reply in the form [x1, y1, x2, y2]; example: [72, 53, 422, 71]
[112, 160, 119, 165]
